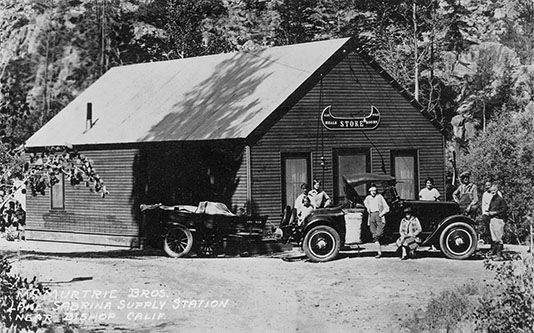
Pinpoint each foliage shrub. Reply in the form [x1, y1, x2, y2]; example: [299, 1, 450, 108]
[458, 110, 534, 244]
[400, 282, 480, 332]
[473, 257, 534, 332]
[0, 256, 50, 332]
[401, 256, 534, 332]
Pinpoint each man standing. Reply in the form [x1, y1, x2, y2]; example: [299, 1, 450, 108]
[453, 171, 478, 218]
[488, 184, 508, 260]
[364, 185, 390, 258]
[487, 184, 508, 260]
[480, 181, 494, 243]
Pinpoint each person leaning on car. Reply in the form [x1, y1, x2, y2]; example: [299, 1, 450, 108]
[452, 171, 478, 218]
[309, 179, 332, 208]
[419, 177, 440, 201]
[297, 196, 314, 226]
[364, 185, 390, 259]
[294, 183, 312, 214]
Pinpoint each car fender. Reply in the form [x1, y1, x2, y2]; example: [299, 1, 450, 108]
[303, 216, 344, 240]
[422, 214, 476, 246]
[165, 222, 195, 232]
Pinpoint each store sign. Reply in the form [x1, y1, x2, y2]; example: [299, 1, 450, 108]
[321, 105, 380, 130]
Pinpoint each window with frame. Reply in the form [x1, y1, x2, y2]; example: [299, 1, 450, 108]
[50, 173, 65, 209]
[333, 149, 370, 203]
[281, 153, 311, 208]
[391, 150, 418, 200]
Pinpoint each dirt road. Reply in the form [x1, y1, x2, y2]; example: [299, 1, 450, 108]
[2, 241, 504, 332]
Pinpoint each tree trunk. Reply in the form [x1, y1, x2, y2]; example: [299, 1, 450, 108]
[42, 30, 50, 125]
[413, 2, 419, 101]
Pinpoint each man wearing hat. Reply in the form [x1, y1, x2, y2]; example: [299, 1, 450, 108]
[364, 185, 390, 258]
[453, 171, 478, 218]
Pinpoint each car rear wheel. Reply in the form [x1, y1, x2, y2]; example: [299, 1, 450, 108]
[303, 225, 341, 262]
[164, 225, 193, 258]
[196, 234, 222, 257]
[439, 222, 477, 260]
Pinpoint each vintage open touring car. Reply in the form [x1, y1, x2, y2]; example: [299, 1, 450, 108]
[140, 201, 269, 258]
[277, 173, 479, 262]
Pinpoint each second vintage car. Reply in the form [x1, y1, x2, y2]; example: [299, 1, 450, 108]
[278, 173, 478, 262]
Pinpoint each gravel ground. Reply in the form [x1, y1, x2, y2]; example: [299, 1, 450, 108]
[1, 239, 526, 332]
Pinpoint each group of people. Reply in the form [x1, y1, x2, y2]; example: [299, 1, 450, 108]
[362, 184, 421, 260]
[364, 171, 507, 260]
[452, 171, 508, 260]
[294, 180, 332, 226]
[363, 180, 428, 259]
[293, 172, 508, 261]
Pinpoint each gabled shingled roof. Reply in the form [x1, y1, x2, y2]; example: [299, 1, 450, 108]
[26, 37, 443, 148]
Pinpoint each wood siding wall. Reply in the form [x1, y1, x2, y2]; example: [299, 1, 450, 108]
[250, 52, 445, 224]
[26, 148, 140, 246]
[26, 143, 250, 246]
[232, 146, 249, 212]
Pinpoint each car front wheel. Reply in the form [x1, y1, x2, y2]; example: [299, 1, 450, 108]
[303, 225, 341, 262]
[439, 222, 477, 260]
[163, 225, 193, 258]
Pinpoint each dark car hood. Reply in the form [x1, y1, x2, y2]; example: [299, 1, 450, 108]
[343, 173, 397, 187]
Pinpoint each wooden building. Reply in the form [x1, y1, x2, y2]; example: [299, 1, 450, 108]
[24, 37, 446, 247]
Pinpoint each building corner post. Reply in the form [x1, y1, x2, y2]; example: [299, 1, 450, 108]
[245, 145, 252, 214]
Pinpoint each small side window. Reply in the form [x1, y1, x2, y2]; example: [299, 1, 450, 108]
[51, 173, 65, 209]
